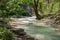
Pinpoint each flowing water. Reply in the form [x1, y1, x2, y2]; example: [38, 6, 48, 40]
[11, 16, 60, 40]
[24, 24, 60, 40]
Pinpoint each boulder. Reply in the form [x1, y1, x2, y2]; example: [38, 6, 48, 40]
[11, 28, 26, 35]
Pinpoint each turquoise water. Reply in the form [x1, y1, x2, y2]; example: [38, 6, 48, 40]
[24, 24, 60, 40]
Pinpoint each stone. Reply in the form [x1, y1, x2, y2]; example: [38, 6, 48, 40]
[11, 28, 24, 32]
[26, 37, 35, 40]
[11, 28, 25, 35]
[19, 32, 26, 36]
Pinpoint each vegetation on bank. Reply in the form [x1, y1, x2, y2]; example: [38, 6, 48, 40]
[0, 27, 14, 40]
[0, 0, 60, 18]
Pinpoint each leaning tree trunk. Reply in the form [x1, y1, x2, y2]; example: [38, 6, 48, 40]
[33, 0, 42, 20]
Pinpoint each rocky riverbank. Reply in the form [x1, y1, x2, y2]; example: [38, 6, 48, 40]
[10, 28, 37, 40]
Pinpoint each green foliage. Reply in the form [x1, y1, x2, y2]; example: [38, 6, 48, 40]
[18, 0, 60, 18]
[0, 18, 11, 23]
[38, 0, 59, 16]
[0, 0, 60, 18]
[0, 27, 15, 40]
[17, 0, 32, 4]
[6, 0, 27, 17]
[0, 0, 28, 18]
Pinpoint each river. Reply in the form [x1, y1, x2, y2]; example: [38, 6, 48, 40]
[10, 16, 60, 40]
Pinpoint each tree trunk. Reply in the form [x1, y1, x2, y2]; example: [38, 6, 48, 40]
[33, 0, 41, 20]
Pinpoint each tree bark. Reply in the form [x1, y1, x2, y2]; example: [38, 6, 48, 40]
[33, 0, 42, 20]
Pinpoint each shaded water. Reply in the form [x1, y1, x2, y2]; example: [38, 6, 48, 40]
[12, 16, 60, 40]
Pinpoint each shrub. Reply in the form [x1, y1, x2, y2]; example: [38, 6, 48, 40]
[0, 27, 15, 40]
